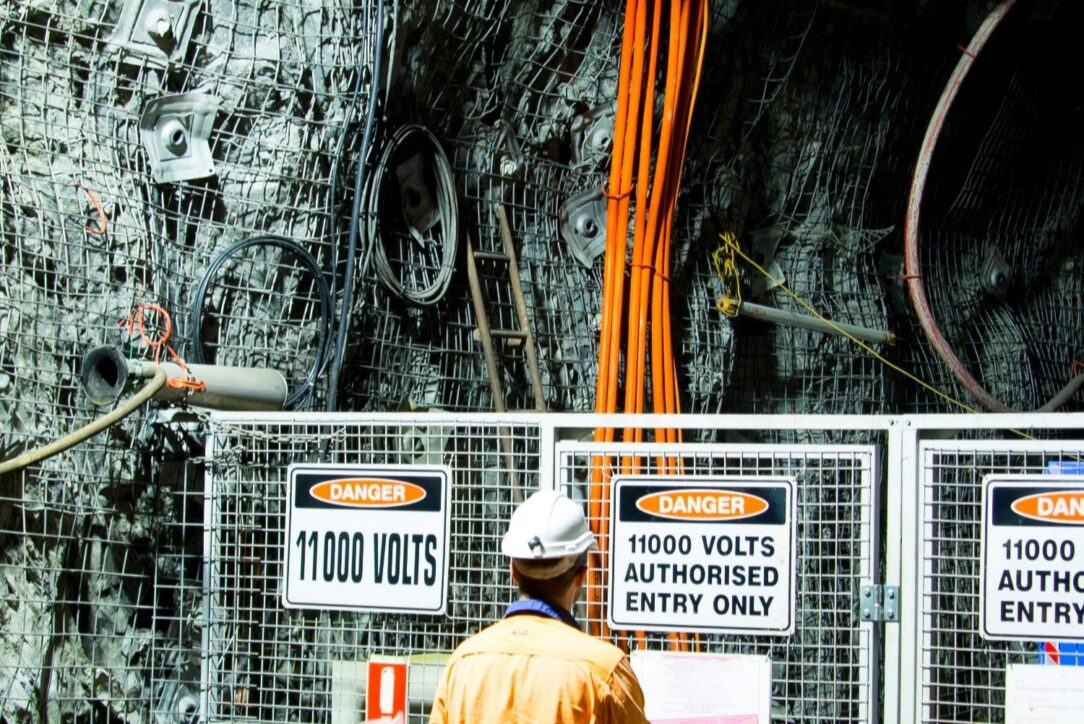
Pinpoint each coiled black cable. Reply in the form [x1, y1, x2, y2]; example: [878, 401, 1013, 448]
[189, 234, 334, 409]
[367, 123, 458, 307]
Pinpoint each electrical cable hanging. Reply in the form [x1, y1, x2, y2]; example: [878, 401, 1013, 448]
[588, 0, 647, 641]
[366, 123, 458, 307]
[189, 234, 334, 410]
[326, 0, 385, 412]
[902, 0, 1082, 412]
[588, 0, 708, 650]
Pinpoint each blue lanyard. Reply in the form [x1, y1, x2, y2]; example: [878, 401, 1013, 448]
[504, 598, 580, 629]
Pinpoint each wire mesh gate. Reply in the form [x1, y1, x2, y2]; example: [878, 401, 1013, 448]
[200, 413, 881, 722]
[898, 433, 1084, 724]
[554, 439, 879, 722]
[202, 415, 542, 721]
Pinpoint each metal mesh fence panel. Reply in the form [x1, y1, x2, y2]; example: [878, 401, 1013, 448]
[917, 438, 1084, 723]
[199, 414, 879, 722]
[201, 414, 541, 722]
[558, 439, 879, 723]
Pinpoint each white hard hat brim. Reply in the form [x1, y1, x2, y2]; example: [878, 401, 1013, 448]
[511, 555, 581, 579]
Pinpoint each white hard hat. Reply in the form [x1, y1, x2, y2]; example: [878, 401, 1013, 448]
[501, 490, 596, 578]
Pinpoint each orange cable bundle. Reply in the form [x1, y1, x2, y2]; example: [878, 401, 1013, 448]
[589, 0, 709, 648]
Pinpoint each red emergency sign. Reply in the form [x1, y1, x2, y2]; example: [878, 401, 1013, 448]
[366, 659, 407, 722]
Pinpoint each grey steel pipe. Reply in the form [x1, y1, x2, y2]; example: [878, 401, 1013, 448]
[730, 299, 895, 346]
[81, 345, 288, 411]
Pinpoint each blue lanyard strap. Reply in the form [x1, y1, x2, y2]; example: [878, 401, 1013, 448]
[504, 598, 580, 629]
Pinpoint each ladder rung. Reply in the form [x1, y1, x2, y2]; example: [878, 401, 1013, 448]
[472, 249, 510, 262]
[473, 328, 525, 346]
[488, 328, 527, 339]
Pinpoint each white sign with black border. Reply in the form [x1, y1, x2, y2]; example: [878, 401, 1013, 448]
[980, 474, 1084, 641]
[283, 463, 450, 613]
[609, 476, 796, 635]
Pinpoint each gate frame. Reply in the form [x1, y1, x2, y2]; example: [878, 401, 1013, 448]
[888, 412, 1084, 724]
[200, 410, 1084, 723]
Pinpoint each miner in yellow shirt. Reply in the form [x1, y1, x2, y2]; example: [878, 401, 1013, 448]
[430, 489, 648, 723]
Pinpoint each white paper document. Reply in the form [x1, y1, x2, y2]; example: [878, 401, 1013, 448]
[1006, 663, 1084, 723]
[630, 650, 771, 723]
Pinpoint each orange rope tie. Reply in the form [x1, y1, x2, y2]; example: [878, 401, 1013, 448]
[127, 303, 206, 395]
[599, 181, 634, 201]
[163, 347, 207, 394]
[75, 182, 108, 236]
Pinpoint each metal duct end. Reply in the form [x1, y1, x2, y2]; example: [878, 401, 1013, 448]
[81, 345, 130, 406]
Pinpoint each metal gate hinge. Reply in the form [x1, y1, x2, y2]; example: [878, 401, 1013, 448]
[860, 584, 899, 623]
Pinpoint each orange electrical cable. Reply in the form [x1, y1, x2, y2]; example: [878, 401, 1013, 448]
[590, 0, 647, 639]
[597, 0, 647, 429]
[647, 0, 686, 402]
[600, 0, 653, 644]
[659, 0, 691, 653]
[624, 0, 678, 422]
[676, 0, 708, 650]
[621, 0, 664, 465]
[591, 0, 639, 518]
[653, 0, 707, 447]
[630, 1, 669, 650]
[594, 0, 641, 434]
[648, 0, 693, 433]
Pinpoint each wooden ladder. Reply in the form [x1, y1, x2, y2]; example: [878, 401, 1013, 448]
[465, 204, 545, 502]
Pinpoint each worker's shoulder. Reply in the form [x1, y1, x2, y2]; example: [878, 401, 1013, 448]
[453, 616, 629, 670]
[569, 628, 630, 670]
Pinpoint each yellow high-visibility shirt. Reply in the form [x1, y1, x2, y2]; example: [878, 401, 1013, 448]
[430, 614, 648, 724]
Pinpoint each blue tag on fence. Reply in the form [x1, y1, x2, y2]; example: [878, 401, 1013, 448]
[1038, 641, 1084, 666]
[1044, 461, 1084, 475]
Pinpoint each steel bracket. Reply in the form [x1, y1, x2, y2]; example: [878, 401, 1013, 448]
[979, 246, 1012, 301]
[492, 120, 525, 178]
[139, 93, 219, 183]
[110, 0, 201, 68]
[570, 105, 614, 173]
[558, 187, 607, 269]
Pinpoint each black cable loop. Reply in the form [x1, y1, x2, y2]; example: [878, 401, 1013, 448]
[189, 234, 334, 409]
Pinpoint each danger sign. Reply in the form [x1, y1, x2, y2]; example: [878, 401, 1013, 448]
[980, 475, 1084, 641]
[609, 476, 796, 635]
[283, 464, 450, 613]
